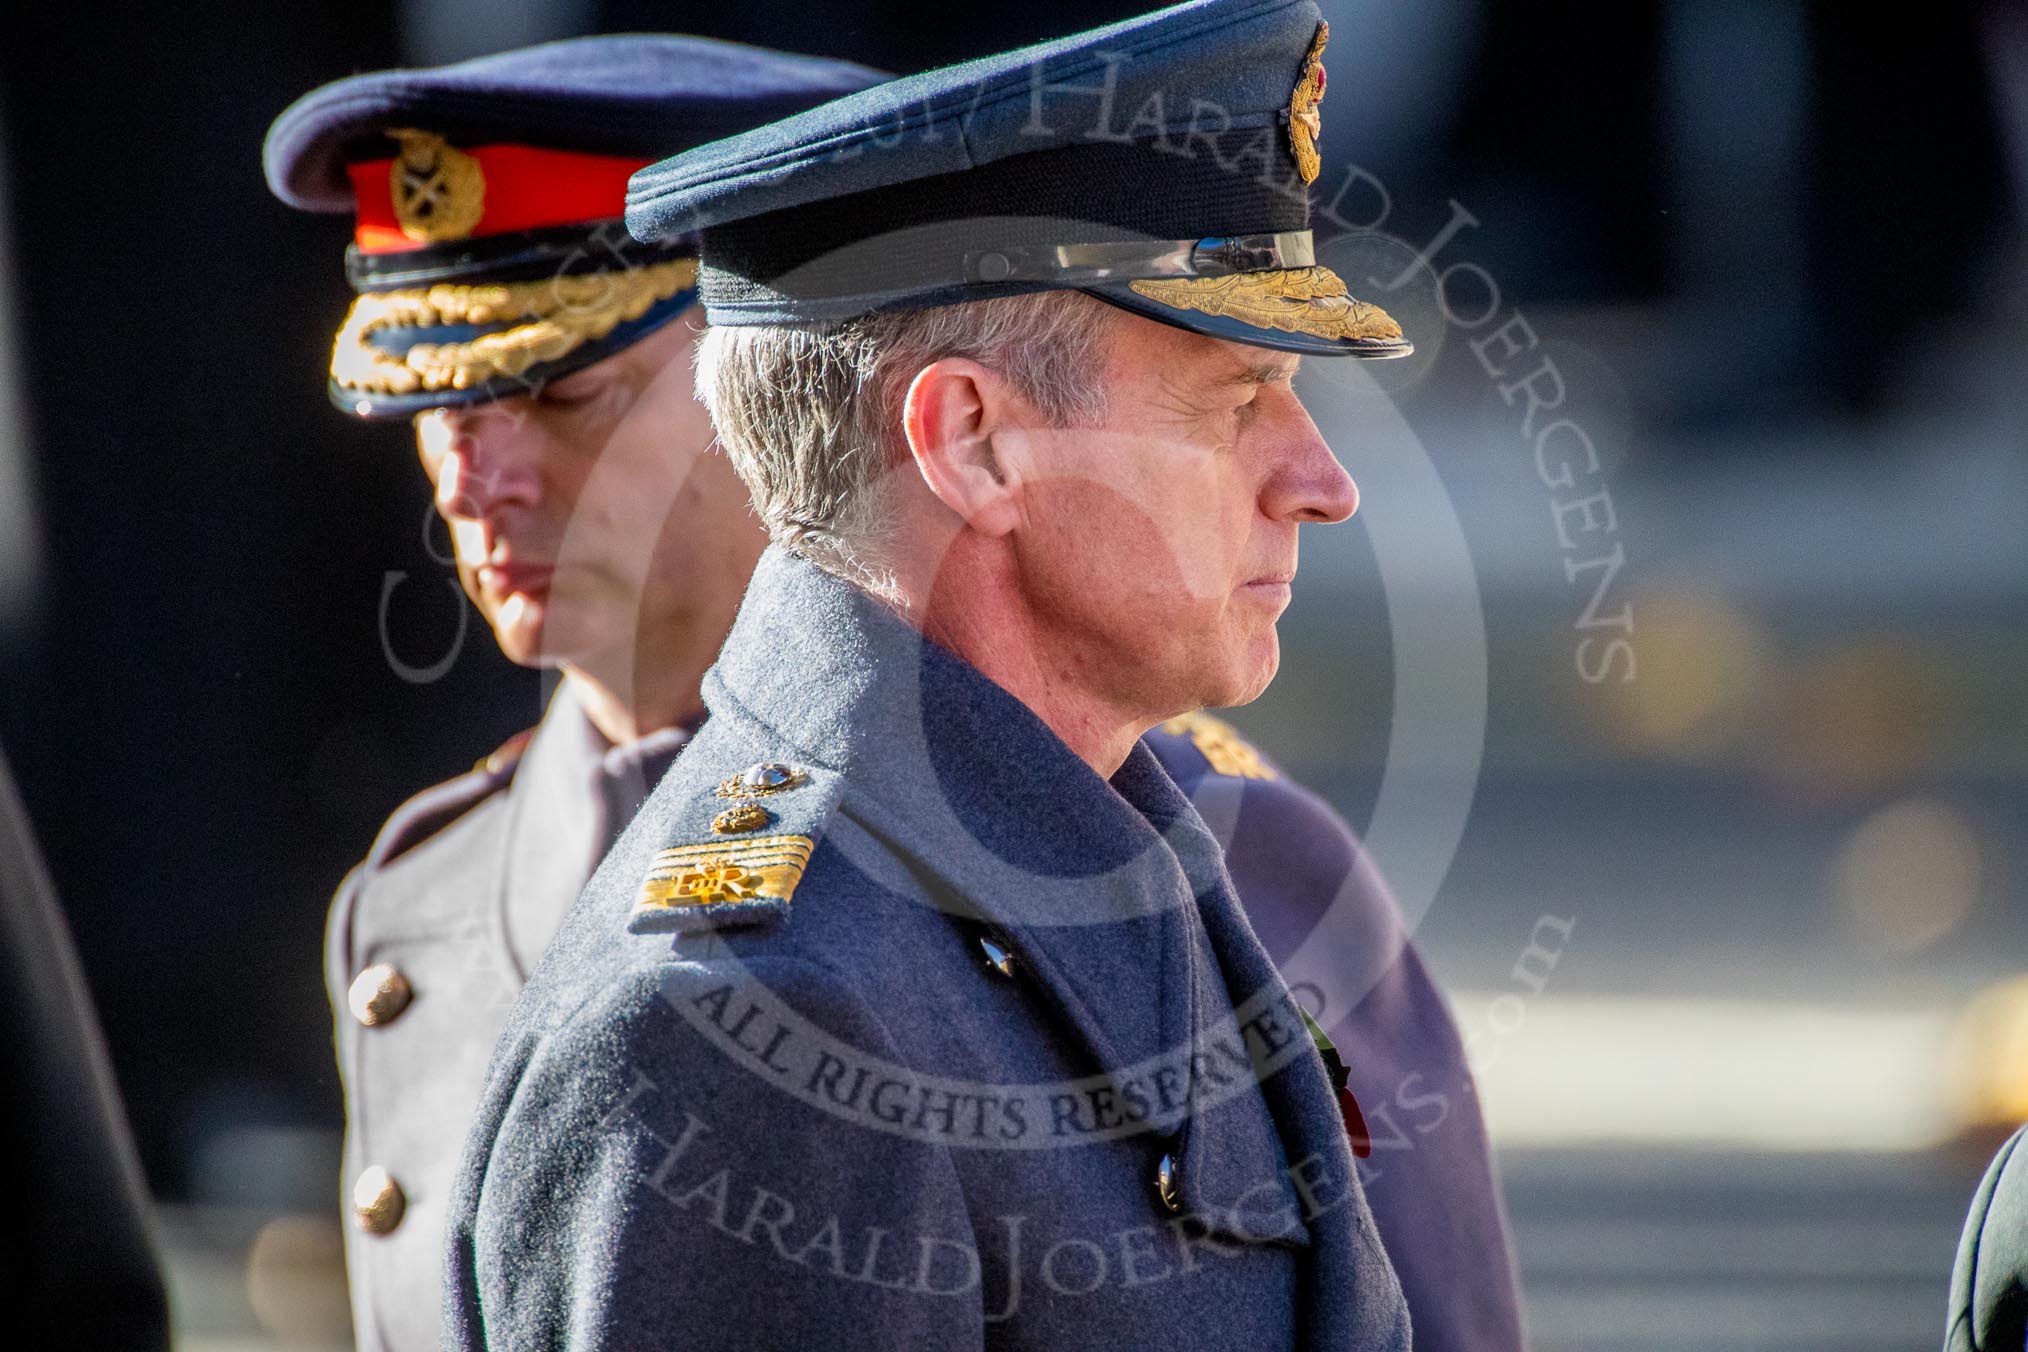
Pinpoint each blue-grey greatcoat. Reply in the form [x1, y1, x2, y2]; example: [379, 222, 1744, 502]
[1946, 1124, 2028, 1351]
[1147, 723, 1524, 1351]
[444, 547, 1413, 1350]
[334, 655, 1518, 1352]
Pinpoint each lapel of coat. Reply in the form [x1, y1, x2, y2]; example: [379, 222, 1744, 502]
[708, 550, 1193, 1096]
[497, 680, 611, 980]
[1127, 745, 1396, 1344]
[707, 550, 1330, 1249]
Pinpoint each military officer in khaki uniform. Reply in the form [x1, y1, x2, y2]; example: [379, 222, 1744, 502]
[263, 36, 887, 1349]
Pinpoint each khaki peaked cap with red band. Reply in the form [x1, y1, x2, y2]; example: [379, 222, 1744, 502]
[624, 0, 1410, 360]
[262, 35, 886, 418]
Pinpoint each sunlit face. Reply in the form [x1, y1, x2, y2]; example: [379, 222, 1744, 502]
[1006, 314, 1358, 717]
[414, 313, 764, 672]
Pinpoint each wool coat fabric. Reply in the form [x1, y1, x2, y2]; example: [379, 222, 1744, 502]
[1947, 1125, 2028, 1352]
[443, 547, 1412, 1350]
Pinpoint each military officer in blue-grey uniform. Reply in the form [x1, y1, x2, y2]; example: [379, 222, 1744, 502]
[270, 18, 1520, 1352]
[263, 37, 886, 1350]
[448, 1, 1516, 1346]
[1945, 1124, 2028, 1350]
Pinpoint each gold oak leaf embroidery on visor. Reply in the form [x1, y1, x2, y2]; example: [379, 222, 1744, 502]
[1127, 266, 1402, 345]
[634, 834, 815, 911]
[330, 257, 698, 396]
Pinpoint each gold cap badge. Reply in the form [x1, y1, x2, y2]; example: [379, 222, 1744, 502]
[1289, 22, 1328, 185]
[388, 129, 486, 243]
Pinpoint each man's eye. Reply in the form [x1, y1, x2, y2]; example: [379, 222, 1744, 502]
[539, 378, 603, 408]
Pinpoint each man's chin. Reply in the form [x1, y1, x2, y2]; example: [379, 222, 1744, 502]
[486, 598, 560, 669]
[1203, 623, 1281, 704]
[491, 607, 639, 676]
[1141, 627, 1281, 718]
[489, 626, 553, 670]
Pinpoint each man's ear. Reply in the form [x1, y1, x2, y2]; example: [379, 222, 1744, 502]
[901, 358, 1024, 537]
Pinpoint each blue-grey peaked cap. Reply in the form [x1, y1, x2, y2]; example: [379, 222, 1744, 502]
[624, 0, 1409, 357]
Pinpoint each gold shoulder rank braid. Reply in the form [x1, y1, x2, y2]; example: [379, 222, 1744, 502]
[1162, 711, 1278, 781]
[634, 833, 815, 911]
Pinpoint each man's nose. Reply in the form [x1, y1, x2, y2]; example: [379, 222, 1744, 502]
[1259, 389, 1358, 525]
[418, 407, 543, 519]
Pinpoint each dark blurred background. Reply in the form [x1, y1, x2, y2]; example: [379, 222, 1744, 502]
[2, 2, 2024, 1348]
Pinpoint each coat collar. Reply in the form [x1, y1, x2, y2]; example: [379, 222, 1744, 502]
[500, 678, 693, 977]
[707, 547, 1200, 915]
[707, 549, 1345, 1244]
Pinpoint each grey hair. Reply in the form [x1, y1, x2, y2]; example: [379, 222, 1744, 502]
[695, 290, 1115, 598]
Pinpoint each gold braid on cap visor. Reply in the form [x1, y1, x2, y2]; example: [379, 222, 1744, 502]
[1127, 265, 1401, 343]
[329, 257, 698, 396]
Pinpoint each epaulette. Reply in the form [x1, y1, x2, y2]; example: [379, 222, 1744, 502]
[626, 756, 847, 937]
[362, 727, 535, 871]
[1156, 710, 1279, 782]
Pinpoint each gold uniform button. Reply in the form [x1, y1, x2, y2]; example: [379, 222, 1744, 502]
[347, 963, 413, 1027]
[351, 1166, 406, 1235]
[1155, 1152, 1181, 1214]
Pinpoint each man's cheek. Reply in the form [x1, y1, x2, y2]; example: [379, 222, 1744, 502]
[1173, 527, 1241, 601]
